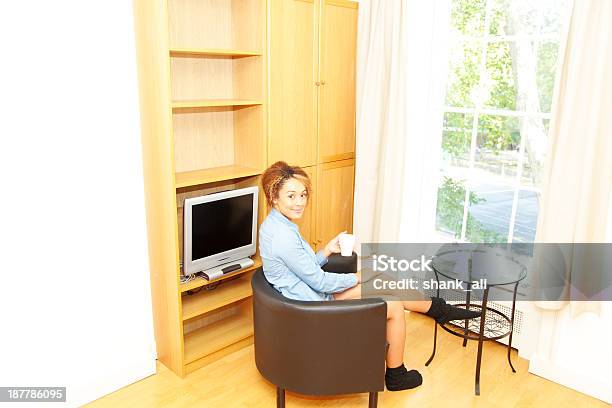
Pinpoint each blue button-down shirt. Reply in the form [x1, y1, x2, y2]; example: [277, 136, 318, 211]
[259, 208, 358, 301]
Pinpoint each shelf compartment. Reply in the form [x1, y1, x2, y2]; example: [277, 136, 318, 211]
[172, 104, 264, 178]
[182, 272, 254, 320]
[172, 99, 262, 110]
[168, 0, 264, 51]
[170, 48, 262, 58]
[180, 258, 261, 292]
[175, 165, 262, 188]
[183, 310, 253, 364]
[170, 41, 262, 103]
[184, 336, 253, 375]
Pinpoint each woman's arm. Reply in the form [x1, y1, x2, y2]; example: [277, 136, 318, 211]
[276, 232, 357, 293]
[315, 250, 328, 267]
[315, 231, 346, 265]
[322, 231, 345, 258]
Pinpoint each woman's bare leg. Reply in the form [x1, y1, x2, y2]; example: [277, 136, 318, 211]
[401, 300, 432, 313]
[385, 301, 407, 367]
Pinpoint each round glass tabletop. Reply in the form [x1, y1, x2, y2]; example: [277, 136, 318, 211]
[431, 244, 527, 286]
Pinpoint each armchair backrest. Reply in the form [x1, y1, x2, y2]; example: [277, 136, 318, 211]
[252, 268, 387, 395]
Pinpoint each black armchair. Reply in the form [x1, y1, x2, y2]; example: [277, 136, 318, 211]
[252, 253, 387, 408]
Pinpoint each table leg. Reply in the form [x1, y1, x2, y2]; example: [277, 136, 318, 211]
[463, 283, 472, 347]
[507, 281, 519, 373]
[426, 270, 441, 366]
[425, 323, 437, 366]
[475, 287, 489, 396]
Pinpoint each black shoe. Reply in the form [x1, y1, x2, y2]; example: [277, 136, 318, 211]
[425, 297, 481, 324]
[385, 364, 423, 391]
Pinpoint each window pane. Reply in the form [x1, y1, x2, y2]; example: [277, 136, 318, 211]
[520, 117, 549, 187]
[540, 0, 567, 36]
[464, 114, 519, 243]
[512, 190, 539, 242]
[489, 0, 541, 36]
[441, 112, 473, 165]
[484, 41, 517, 110]
[536, 42, 559, 113]
[436, 176, 467, 238]
[446, 41, 483, 108]
[466, 182, 513, 242]
[436, 113, 474, 239]
[451, 0, 486, 36]
[475, 115, 520, 183]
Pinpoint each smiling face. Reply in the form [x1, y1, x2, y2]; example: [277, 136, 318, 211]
[273, 177, 308, 220]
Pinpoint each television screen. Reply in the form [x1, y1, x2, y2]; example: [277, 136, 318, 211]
[191, 194, 254, 260]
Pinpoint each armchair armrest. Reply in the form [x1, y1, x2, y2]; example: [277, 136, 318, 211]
[322, 252, 358, 274]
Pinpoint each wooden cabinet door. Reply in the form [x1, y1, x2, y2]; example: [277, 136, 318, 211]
[318, 0, 358, 163]
[315, 159, 355, 251]
[294, 166, 317, 247]
[268, 0, 319, 167]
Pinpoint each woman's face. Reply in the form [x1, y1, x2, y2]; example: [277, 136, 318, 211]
[273, 177, 308, 220]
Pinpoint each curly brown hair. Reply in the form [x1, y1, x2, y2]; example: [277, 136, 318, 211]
[261, 161, 312, 208]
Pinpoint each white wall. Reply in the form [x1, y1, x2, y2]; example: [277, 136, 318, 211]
[524, 305, 612, 404]
[0, 1, 156, 407]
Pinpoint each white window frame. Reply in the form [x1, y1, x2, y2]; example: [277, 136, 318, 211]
[436, 0, 564, 243]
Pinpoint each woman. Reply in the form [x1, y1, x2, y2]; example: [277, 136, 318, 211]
[258, 161, 480, 391]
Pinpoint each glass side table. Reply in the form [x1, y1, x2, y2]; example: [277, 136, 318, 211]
[424, 244, 527, 395]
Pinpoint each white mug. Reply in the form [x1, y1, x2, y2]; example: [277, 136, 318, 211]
[338, 233, 356, 257]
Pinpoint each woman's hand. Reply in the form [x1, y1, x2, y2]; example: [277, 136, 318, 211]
[323, 231, 346, 258]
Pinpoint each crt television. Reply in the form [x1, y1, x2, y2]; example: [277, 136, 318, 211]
[183, 186, 258, 276]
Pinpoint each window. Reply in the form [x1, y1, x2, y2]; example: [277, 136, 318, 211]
[434, 0, 568, 243]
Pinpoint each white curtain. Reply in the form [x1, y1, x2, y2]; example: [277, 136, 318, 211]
[521, 0, 612, 403]
[535, 1, 612, 246]
[353, 0, 408, 245]
[353, 0, 450, 247]
[533, 0, 612, 312]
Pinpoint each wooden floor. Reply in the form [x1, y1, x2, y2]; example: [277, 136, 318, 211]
[87, 313, 607, 408]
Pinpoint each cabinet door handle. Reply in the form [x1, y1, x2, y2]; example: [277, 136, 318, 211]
[320, 80, 326, 85]
[315, 81, 321, 86]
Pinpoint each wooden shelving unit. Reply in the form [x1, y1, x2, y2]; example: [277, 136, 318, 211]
[135, 0, 358, 380]
[134, 0, 267, 378]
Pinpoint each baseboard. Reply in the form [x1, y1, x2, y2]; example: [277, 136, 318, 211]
[529, 356, 611, 404]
